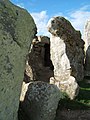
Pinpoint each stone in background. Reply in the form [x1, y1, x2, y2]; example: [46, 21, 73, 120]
[24, 36, 54, 83]
[50, 76, 79, 100]
[20, 35, 54, 120]
[47, 16, 85, 99]
[84, 20, 90, 76]
[0, 0, 36, 120]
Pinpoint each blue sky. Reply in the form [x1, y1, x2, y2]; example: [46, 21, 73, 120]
[10, 0, 90, 37]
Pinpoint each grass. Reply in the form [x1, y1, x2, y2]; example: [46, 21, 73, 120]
[58, 78, 90, 110]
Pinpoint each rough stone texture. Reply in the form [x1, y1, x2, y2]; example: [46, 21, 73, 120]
[0, 0, 36, 120]
[47, 16, 85, 81]
[24, 36, 54, 83]
[19, 81, 63, 120]
[47, 16, 85, 99]
[84, 20, 90, 76]
[55, 110, 90, 120]
[50, 76, 79, 100]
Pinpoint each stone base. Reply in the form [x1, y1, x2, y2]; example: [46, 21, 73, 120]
[50, 76, 79, 100]
[84, 71, 90, 77]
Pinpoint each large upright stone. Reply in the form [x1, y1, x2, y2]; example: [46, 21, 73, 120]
[0, 0, 36, 120]
[24, 36, 54, 83]
[47, 16, 84, 99]
[84, 20, 90, 76]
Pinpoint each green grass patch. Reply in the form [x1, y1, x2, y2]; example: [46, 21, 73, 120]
[58, 79, 90, 110]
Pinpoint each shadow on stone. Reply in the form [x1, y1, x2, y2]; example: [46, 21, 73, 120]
[18, 81, 62, 120]
[84, 45, 90, 77]
[23, 36, 54, 83]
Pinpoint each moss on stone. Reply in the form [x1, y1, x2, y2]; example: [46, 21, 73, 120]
[0, 0, 37, 120]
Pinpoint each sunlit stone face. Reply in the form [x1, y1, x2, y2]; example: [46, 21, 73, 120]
[47, 16, 69, 37]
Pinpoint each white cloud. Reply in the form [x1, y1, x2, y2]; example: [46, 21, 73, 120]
[16, 3, 25, 8]
[68, 5, 90, 37]
[30, 6, 90, 37]
[31, 11, 50, 36]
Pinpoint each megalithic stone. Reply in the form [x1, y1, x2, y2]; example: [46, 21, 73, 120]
[84, 20, 90, 76]
[0, 0, 36, 120]
[47, 16, 85, 99]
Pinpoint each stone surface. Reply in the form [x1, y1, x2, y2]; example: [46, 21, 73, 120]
[55, 110, 90, 120]
[50, 76, 79, 100]
[47, 16, 84, 99]
[84, 20, 90, 76]
[24, 36, 54, 83]
[47, 16, 85, 81]
[19, 81, 63, 120]
[0, 0, 36, 120]
[20, 82, 30, 102]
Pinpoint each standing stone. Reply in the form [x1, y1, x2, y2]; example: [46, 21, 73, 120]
[0, 0, 36, 120]
[19, 81, 63, 120]
[24, 36, 54, 83]
[47, 16, 84, 99]
[84, 20, 90, 76]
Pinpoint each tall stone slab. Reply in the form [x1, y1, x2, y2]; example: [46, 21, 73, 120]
[47, 16, 85, 99]
[24, 36, 54, 83]
[84, 20, 90, 76]
[0, 0, 36, 120]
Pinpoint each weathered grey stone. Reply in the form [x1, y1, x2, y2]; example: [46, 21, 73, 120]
[84, 20, 90, 76]
[47, 16, 84, 99]
[55, 110, 90, 120]
[0, 0, 36, 120]
[24, 36, 54, 83]
[19, 81, 63, 120]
